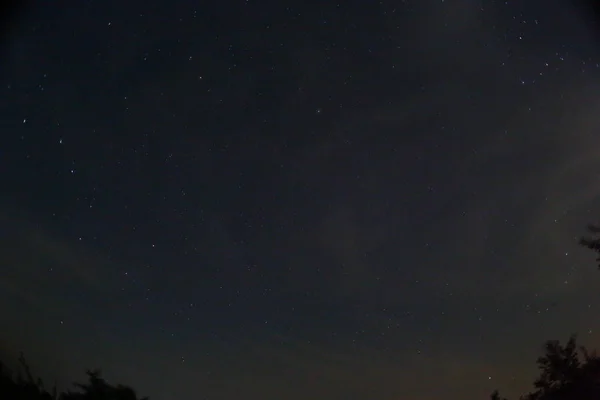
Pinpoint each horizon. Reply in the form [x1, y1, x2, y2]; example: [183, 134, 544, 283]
[3, 1, 600, 399]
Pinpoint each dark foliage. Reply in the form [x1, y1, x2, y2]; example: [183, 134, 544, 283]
[579, 224, 600, 268]
[491, 335, 600, 400]
[0, 353, 147, 400]
[491, 224, 600, 399]
[6, 226, 600, 400]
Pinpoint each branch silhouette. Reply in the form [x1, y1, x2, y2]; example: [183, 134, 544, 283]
[0, 353, 148, 400]
[491, 223, 600, 399]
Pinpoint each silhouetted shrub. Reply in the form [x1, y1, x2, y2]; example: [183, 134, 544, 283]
[491, 337, 600, 398]
[0, 353, 147, 400]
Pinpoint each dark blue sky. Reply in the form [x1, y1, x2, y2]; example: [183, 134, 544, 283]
[2, 1, 600, 399]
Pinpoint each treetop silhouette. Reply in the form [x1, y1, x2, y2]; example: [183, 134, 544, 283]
[0, 352, 148, 400]
[5, 222, 600, 400]
[579, 223, 600, 268]
[490, 223, 600, 399]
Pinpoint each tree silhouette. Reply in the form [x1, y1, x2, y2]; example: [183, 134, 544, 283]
[490, 223, 600, 399]
[0, 353, 57, 400]
[8, 223, 600, 400]
[491, 389, 508, 400]
[578, 224, 600, 268]
[492, 335, 600, 399]
[0, 353, 147, 400]
[61, 369, 148, 400]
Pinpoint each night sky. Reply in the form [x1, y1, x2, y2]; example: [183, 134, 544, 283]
[2, 1, 600, 399]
